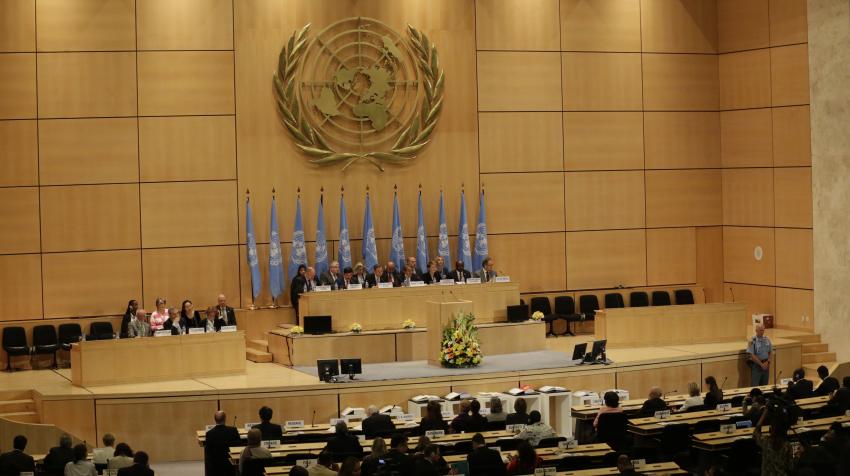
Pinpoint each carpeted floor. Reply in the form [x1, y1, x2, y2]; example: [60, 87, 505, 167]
[294, 350, 583, 381]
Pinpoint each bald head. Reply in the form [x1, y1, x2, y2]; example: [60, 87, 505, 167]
[217, 294, 227, 306]
[214, 411, 226, 425]
[135, 309, 147, 320]
[649, 386, 662, 399]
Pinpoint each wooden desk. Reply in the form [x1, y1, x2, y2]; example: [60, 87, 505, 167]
[70, 331, 246, 386]
[692, 414, 850, 451]
[559, 462, 686, 475]
[594, 303, 748, 348]
[298, 282, 520, 332]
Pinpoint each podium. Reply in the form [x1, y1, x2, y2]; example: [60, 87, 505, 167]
[426, 300, 473, 367]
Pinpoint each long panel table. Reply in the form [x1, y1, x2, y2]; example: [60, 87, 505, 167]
[70, 331, 246, 386]
[297, 282, 520, 332]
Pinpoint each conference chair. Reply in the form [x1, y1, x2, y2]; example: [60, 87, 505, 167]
[657, 423, 692, 464]
[693, 419, 721, 434]
[89, 321, 115, 340]
[32, 324, 59, 369]
[240, 458, 273, 476]
[724, 438, 761, 475]
[604, 293, 624, 309]
[555, 455, 594, 472]
[578, 295, 599, 317]
[651, 291, 671, 306]
[485, 419, 506, 431]
[497, 438, 522, 452]
[2, 327, 29, 372]
[729, 395, 745, 407]
[553, 296, 578, 336]
[629, 291, 649, 307]
[57, 323, 82, 351]
[595, 412, 629, 451]
[450, 440, 473, 455]
[674, 289, 695, 305]
[530, 297, 558, 336]
[537, 436, 566, 448]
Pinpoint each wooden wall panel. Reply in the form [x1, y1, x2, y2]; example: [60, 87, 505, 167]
[137, 51, 235, 116]
[218, 393, 339, 431]
[476, 0, 559, 51]
[0, 187, 40, 254]
[720, 109, 773, 167]
[39, 118, 139, 185]
[717, 0, 770, 53]
[725, 283, 775, 316]
[0, 120, 37, 186]
[563, 112, 643, 171]
[775, 228, 812, 289]
[0, 254, 42, 320]
[139, 116, 236, 181]
[0, 0, 35, 52]
[521, 370, 617, 395]
[142, 245, 240, 311]
[616, 363, 701, 401]
[564, 171, 644, 230]
[719, 49, 771, 110]
[37, 52, 137, 118]
[566, 230, 646, 289]
[774, 167, 812, 228]
[137, 0, 234, 50]
[0, 54, 36, 119]
[646, 227, 697, 285]
[640, 0, 717, 53]
[140, 181, 237, 248]
[40, 184, 140, 252]
[770, 44, 810, 106]
[769, 0, 807, 46]
[645, 170, 722, 227]
[487, 232, 565, 293]
[722, 226, 775, 286]
[772, 105, 811, 166]
[42, 250, 142, 318]
[642, 54, 718, 111]
[562, 53, 642, 111]
[477, 52, 561, 111]
[775, 287, 813, 331]
[722, 168, 775, 227]
[41, 399, 96, 448]
[644, 112, 720, 169]
[485, 173, 564, 233]
[35, 0, 135, 51]
[478, 112, 563, 173]
[696, 226, 724, 303]
[560, 0, 640, 52]
[702, 358, 749, 389]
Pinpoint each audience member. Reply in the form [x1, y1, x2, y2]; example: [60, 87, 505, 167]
[238, 428, 272, 475]
[450, 400, 472, 433]
[405, 256, 421, 281]
[505, 441, 542, 475]
[121, 299, 139, 338]
[486, 396, 507, 423]
[43, 434, 74, 476]
[93, 433, 116, 466]
[616, 454, 639, 476]
[0, 434, 35, 475]
[337, 457, 361, 476]
[466, 400, 488, 433]
[324, 421, 363, 457]
[382, 261, 401, 287]
[339, 267, 354, 289]
[467, 432, 505, 476]
[400, 265, 416, 287]
[289, 467, 309, 476]
[787, 368, 814, 400]
[418, 401, 449, 435]
[742, 392, 767, 425]
[814, 365, 839, 396]
[253, 406, 283, 440]
[63, 443, 96, 476]
[108, 443, 134, 470]
[360, 437, 386, 476]
[828, 377, 850, 412]
[505, 398, 529, 426]
[128, 310, 151, 338]
[639, 387, 668, 417]
[307, 450, 336, 476]
[382, 434, 413, 473]
[216, 294, 237, 326]
[676, 383, 704, 412]
[366, 264, 384, 288]
[516, 410, 556, 446]
[362, 405, 395, 439]
[412, 444, 441, 476]
[181, 300, 202, 328]
[116, 451, 154, 476]
[753, 404, 793, 476]
[594, 391, 624, 428]
[703, 376, 724, 409]
[149, 298, 168, 332]
[204, 411, 241, 476]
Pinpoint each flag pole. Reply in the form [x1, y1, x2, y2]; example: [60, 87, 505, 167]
[270, 187, 277, 309]
[247, 189, 255, 310]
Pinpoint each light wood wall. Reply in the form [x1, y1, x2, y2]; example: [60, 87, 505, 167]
[717, 0, 813, 331]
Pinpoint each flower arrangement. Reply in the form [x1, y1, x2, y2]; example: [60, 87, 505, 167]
[531, 311, 544, 321]
[402, 319, 416, 329]
[440, 312, 482, 368]
[350, 322, 362, 333]
[290, 325, 304, 335]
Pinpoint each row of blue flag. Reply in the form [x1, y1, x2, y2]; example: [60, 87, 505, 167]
[245, 190, 489, 301]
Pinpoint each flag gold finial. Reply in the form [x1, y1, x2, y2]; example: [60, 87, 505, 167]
[272, 187, 276, 197]
[297, 187, 300, 198]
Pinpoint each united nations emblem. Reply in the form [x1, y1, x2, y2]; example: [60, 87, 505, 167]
[273, 17, 445, 171]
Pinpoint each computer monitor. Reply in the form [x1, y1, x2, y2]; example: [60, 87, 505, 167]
[317, 359, 339, 382]
[340, 358, 362, 380]
[304, 315, 332, 334]
[506, 304, 529, 322]
[590, 339, 607, 361]
[571, 343, 587, 360]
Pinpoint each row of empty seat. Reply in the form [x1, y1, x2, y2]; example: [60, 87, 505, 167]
[2, 321, 115, 371]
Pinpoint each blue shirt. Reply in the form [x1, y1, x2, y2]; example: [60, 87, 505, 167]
[748, 335, 772, 361]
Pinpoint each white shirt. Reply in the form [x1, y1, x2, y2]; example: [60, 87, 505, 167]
[92, 446, 115, 465]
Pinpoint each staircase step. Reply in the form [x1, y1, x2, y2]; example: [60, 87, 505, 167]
[802, 343, 828, 353]
[246, 348, 273, 363]
[803, 352, 837, 364]
[247, 339, 269, 352]
[0, 411, 39, 423]
[0, 399, 35, 413]
[788, 333, 821, 344]
[804, 362, 837, 375]
[0, 390, 32, 401]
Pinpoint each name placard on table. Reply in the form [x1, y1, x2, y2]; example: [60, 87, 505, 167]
[377, 282, 393, 289]
[220, 325, 237, 332]
[506, 424, 526, 433]
[494, 276, 511, 283]
[439, 280, 455, 286]
[425, 430, 445, 438]
[316, 285, 332, 292]
[467, 277, 481, 284]
[262, 440, 280, 449]
[154, 330, 172, 337]
[409, 281, 426, 287]
[296, 459, 317, 468]
[188, 327, 205, 334]
[285, 420, 305, 428]
[347, 283, 363, 290]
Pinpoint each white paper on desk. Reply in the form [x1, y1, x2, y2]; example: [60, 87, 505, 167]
[401, 414, 416, 421]
[330, 418, 345, 427]
[296, 459, 317, 468]
[506, 424, 526, 433]
[717, 403, 732, 412]
[315, 285, 332, 292]
[377, 282, 393, 289]
[439, 280, 455, 285]
[631, 459, 646, 468]
[534, 468, 555, 475]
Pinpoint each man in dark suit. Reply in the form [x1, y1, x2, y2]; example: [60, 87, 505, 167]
[205, 411, 241, 476]
[337, 267, 354, 290]
[829, 377, 850, 411]
[788, 368, 814, 400]
[366, 264, 386, 288]
[412, 444, 442, 476]
[252, 406, 283, 440]
[117, 451, 154, 476]
[382, 261, 401, 287]
[319, 261, 341, 288]
[815, 365, 840, 396]
[405, 256, 423, 281]
[43, 434, 74, 476]
[216, 294, 237, 327]
[467, 433, 505, 476]
[449, 260, 471, 283]
[0, 435, 35, 475]
[324, 421, 362, 457]
[639, 387, 669, 417]
[382, 434, 413, 473]
[361, 405, 395, 439]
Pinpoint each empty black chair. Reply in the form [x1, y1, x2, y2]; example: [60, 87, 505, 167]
[57, 323, 82, 351]
[604, 293, 624, 308]
[553, 296, 579, 336]
[651, 290, 671, 306]
[497, 438, 521, 451]
[595, 412, 629, 451]
[451, 440, 473, 455]
[692, 419, 721, 434]
[537, 436, 566, 448]
[684, 404, 706, 413]
[486, 419, 506, 431]
[2, 327, 29, 372]
[629, 291, 649, 307]
[674, 289, 695, 305]
[578, 295, 599, 317]
[239, 458, 274, 476]
[657, 423, 691, 459]
[89, 321, 114, 340]
[32, 325, 59, 369]
[729, 395, 745, 407]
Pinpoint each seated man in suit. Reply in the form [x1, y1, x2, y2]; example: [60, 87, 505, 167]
[383, 261, 401, 287]
[829, 377, 850, 412]
[815, 365, 840, 396]
[361, 405, 395, 439]
[164, 307, 188, 335]
[449, 260, 471, 283]
[324, 421, 362, 457]
[639, 387, 668, 417]
[320, 261, 341, 288]
[788, 368, 815, 400]
[405, 256, 422, 281]
[0, 435, 35, 475]
[128, 309, 151, 338]
[205, 411, 242, 476]
[467, 432, 505, 476]
[253, 406, 283, 440]
[43, 434, 74, 476]
[216, 294, 237, 327]
[474, 256, 498, 283]
[366, 264, 384, 288]
[338, 267, 354, 290]
[307, 450, 337, 476]
[116, 451, 154, 476]
[400, 265, 416, 287]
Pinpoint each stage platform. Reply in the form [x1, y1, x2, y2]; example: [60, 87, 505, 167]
[0, 327, 806, 462]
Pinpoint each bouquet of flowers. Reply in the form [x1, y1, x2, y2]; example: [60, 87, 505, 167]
[440, 312, 482, 368]
[531, 311, 544, 321]
[402, 319, 416, 329]
[290, 325, 304, 335]
[350, 322, 362, 333]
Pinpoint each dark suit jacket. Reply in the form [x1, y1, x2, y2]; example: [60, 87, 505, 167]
[830, 387, 850, 411]
[290, 274, 307, 310]
[205, 424, 242, 476]
[382, 450, 414, 474]
[252, 421, 283, 440]
[163, 317, 191, 335]
[362, 413, 395, 438]
[418, 417, 449, 435]
[412, 456, 440, 476]
[505, 412, 529, 426]
[367, 272, 394, 288]
[422, 272, 441, 285]
[448, 269, 471, 282]
[324, 433, 363, 457]
[117, 464, 155, 476]
[0, 449, 35, 475]
[789, 379, 815, 400]
[381, 270, 401, 287]
[816, 377, 840, 397]
[218, 306, 237, 326]
[639, 397, 668, 417]
[319, 272, 340, 287]
[467, 446, 506, 476]
[182, 311, 203, 328]
[351, 274, 369, 287]
[43, 446, 74, 476]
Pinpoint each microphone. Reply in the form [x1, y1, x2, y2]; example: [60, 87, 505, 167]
[233, 415, 238, 428]
[720, 376, 728, 390]
[311, 410, 316, 427]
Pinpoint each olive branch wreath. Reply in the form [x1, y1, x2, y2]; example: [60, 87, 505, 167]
[272, 24, 445, 172]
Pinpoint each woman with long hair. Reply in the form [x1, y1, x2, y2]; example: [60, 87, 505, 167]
[703, 375, 724, 408]
[181, 299, 202, 328]
[418, 400, 449, 435]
